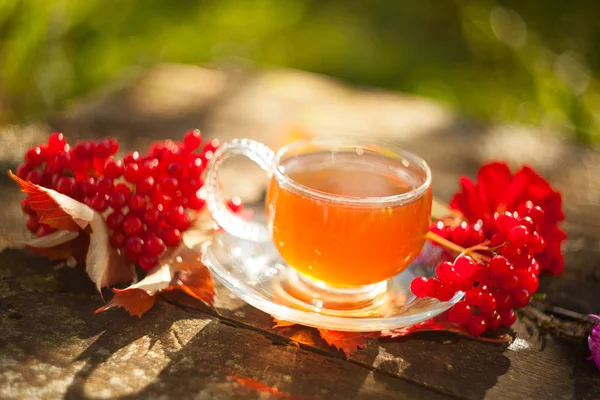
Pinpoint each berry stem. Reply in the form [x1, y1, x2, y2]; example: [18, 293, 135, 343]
[458, 242, 492, 263]
[425, 231, 491, 263]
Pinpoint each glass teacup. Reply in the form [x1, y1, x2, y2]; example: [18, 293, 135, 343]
[204, 138, 432, 310]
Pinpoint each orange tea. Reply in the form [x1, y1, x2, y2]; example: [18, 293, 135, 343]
[266, 151, 432, 287]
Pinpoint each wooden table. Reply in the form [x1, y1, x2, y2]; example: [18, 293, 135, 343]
[1, 66, 599, 399]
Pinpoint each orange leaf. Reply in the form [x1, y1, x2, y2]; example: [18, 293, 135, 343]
[9, 171, 134, 291]
[272, 318, 296, 329]
[96, 288, 157, 318]
[318, 329, 379, 357]
[9, 171, 94, 231]
[380, 313, 513, 344]
[96, 244, 215, 317]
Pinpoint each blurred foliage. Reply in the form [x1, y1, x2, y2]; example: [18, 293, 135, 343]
[0, 0, 599, 143]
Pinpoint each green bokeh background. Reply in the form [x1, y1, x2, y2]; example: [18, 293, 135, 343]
[1, 0, 599, 143]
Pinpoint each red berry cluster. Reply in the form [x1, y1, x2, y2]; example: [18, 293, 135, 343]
[411, 203, 546, 336]
[17, 130, 241, 271]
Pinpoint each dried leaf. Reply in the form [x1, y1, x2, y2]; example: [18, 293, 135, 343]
[96, 244, 215, 317]
[9, 172, 134, 291]
[12, 230, 79, 248]
[86, 213, 134, 292]
[318, 329, 379, 357]
[272, 318, 296, 329]
[10, 171, 94, 231]
[381, 313, 512, 344]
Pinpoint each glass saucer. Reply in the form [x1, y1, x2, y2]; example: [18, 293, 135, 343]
[200, 231, 463, 332]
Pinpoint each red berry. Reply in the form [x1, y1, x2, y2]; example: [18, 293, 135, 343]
[517, 270, 539, 293]
[501, 243, 522, 263]
[143, 207, 161, 227]
[124, 163, 141, 183]
[519, 216, 536, 233]
[528, 258, 541, 276]
[180, 178, 200, 195]
[16, 164, 30, 179]
[138, 255, 159, 271]
[495, 211, 518, 234]
[187, 156, 204, 177]
[136, 176, 156, 196]
[450, 221, 470, 246]
[161, 227, 182, 247]
[465, 288, 483, 306]
[436, 261, 456, 283]
[73, 141, 94, 160]
[485, 311, 502, 330]
[499, 308, 517, 327]
[125, 236, 144, 262]
[109, 193, 128, 210]
[55, 151, 72, 169]
[437, 283, 457, 301]
[227, 197, 243, 213]
[188, 190, 206, 210]
[123, 214, 143, 236]
[183, 129, 202, 150]
[26, 214, 40, 233]
[114, 183, 131, 198]
[90, 194, 109, 212]
[56, 177, 76, 197]
[106, 211, 125, 231]
[79, 177, 97, 197]
[453, 256, 476, 283]
[448, 301, 472, 324]
[164, 206, 189, 230]
[141, 159, 159, 178]
[527, 206, 545, 226]
[26, 169, 43, 185]
[107, 137, 119, 155]
[508, 225, 530, 247]
[104, 158, 123, 179]
[25, 146, 47, 167]
[203, 139, 220, 155]
[478, 291, 497, 314]
[499, 274, 519, 291]
[159, 176, 179, 195]
[128, 194, 147, 214]
[21, 199, 33, 214]
[410, 277, 430, 298]
[528, 231, 546, 253]
[511, 288, 531, 308]
[48, 132, 67, 154]
[494, 290, 512, 310]
[490, 232, 507, 247]
[43, 161, 58, 177]
[490, 255, 513, 277]
[95, 138, 114, 158]
[110, 231, 126, 248]
[466, 315, 487, 336]
[124, 151, 140, 165]
[166, 162, 183, 179]
[96, 177, 114, 195]
[143, 235, 165, 257]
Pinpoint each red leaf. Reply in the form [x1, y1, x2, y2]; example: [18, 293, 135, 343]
[381, 313, 512, 344]
[96, 244, 215, 317]
[9, 171, 134, 291]
[317, 329, 379, 357]
[10, 171, 93, 231]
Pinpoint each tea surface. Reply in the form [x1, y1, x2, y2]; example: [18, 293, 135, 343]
[267, 151, 432, 287]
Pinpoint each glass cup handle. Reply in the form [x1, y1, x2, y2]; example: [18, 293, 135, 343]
[203, 138, 275, 243]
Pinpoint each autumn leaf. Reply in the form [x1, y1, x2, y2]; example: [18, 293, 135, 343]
[272, 318, 296, 328]
[10, 171, 94, 231]
[96, 243, 215, 317]
[380, 313, 513, 344]
[317, 329, 380, 357]
[9, 171, 134, 291]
